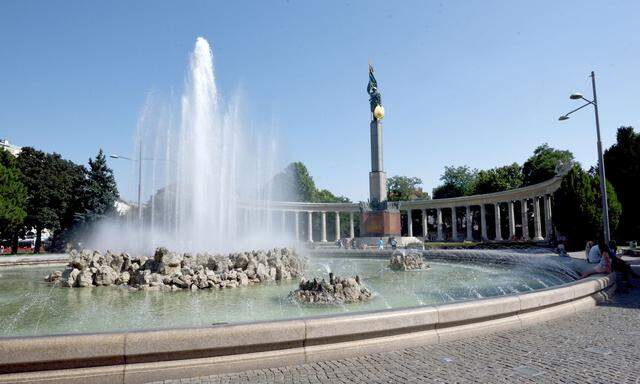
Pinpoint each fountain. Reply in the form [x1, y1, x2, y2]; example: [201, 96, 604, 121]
[0, 37, 617, 383]
[86, 37, 285, 254]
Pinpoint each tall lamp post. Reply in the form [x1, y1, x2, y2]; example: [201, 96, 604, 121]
[559, 71, 610, 243]
[110, 145, 143, 221]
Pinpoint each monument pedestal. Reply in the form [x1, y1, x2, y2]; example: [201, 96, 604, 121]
[360, 210, 401, 237]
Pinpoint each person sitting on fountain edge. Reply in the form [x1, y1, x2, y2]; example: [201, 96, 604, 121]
[586, 240, 601, 264]
[581, 239, 611, 278]
[608, 240, 640, 287]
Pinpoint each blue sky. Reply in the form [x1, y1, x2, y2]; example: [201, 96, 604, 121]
[1, 1, 639, 202]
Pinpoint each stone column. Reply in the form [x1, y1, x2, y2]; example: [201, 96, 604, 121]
[521, 199, 529, 240]
[508, 201, 515, 240]
[436, 208, 444, 241]
[349, 212, 355, 238]
[281, 211, 286, 231]
[465, 206, 473, 241]
[334, 211, 341, 241]
[321, 211, 327, 242]
[544, 195, 553, 241]
[451, 207, 458, 241]
[307, 211, 313, 242]
[407, 209, 413, 237]
[294, 211, 300, 241]
[421, 209, 428, 238]
[480, 204, 488, 241]
[533, 197, 543, 241]
[494, 203, 503, 241]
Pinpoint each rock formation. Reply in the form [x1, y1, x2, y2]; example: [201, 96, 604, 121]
[389, 251, 430, 271]
[45, 247, 305, 291]
[290, 272, 373, 304]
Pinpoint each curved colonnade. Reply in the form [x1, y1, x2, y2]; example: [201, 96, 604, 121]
[241, 172, 564, 243]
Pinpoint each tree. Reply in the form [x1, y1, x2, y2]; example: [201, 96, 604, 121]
[271, 162, 354, 239]
[473, 163, 523, 195]
[604, 126, 640, 240]
[271, 162, 316, 202]
[79, 149, 119, 223]
[432, 166, 477, 199]
[522, 144, 573, 186]
[553, 165, 622, 249]
[0, 149, 27, 252]
[17, 148, 86, 253]
[387, 175, 429, 202]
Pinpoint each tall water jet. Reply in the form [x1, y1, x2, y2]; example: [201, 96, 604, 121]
[88, 37, 288, 253]
[176, 37, 233, 250]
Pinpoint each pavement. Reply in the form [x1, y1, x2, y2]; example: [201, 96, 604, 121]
[151, 255, 640, 384]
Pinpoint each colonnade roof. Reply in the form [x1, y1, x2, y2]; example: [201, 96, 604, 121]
[239, 167, 568, 212]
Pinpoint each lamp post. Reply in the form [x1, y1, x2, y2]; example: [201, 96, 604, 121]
[559, 71, 610, 243]
[110, 145, 143, 221]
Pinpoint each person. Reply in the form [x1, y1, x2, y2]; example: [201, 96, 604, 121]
[377, 238, 384, 250]
[587, 241, 601, 264]
[335, 238, 342, 248]
[557, 241, 568, 257]
[390, 237, 398, 250]
[585, 240, 594, 260]
[608, 240, 640, 284]
[581, 240, 611, 278]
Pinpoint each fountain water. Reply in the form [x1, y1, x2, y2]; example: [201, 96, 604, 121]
[87, 37, 288, 254]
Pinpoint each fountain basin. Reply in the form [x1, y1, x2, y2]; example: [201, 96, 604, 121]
[0, 250, 615, 383]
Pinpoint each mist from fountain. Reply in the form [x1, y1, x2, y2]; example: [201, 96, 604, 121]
[85, 37, 290, 254]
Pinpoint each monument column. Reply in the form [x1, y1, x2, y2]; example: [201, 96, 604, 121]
[407, 209, 413, 237]
[359, 62, 401, 238]
[436, 208, 443, 241]
[421, 209, 428, 238]
[349, 212, 355, 238]
[334, 212, 341, 241]
[465, 206, 473, 241]
[294, 211, 300, 241]
[321, 211, 327, 242]
[494, 203, 503, 241]
[307, 211, 313, 242]
[480, 204, 488, 241]
[521, 199, 529, 240]
[369, 118, 387, 203]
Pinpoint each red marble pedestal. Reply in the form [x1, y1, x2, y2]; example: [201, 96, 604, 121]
[359, 210, 401, 237]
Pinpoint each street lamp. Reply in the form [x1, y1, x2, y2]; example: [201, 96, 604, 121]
[559, 71, 610, 243]
[110, 146, 143, 221]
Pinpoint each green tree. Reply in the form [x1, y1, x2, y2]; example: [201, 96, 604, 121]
[0, 149, 27, 251]
[553, 165, 622, 249]
[604, 126, 640, 240]
[272, 162, 354, 239]
[79, 149, 119, 223]
[473, 163, 523, 195]
[432, 166, 477, 198]
[17, 148, 86, 253]
[522, 144, 573, 186]
[387, 175, 429, 202]
[271, 162, 316, 202]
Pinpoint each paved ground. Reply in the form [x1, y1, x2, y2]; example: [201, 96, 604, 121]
[154, 275, 640, 383]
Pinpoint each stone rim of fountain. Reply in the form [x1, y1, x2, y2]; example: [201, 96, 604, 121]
[0, 253, 614, 383]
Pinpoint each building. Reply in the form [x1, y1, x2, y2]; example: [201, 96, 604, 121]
[0, 138, 22, 156]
